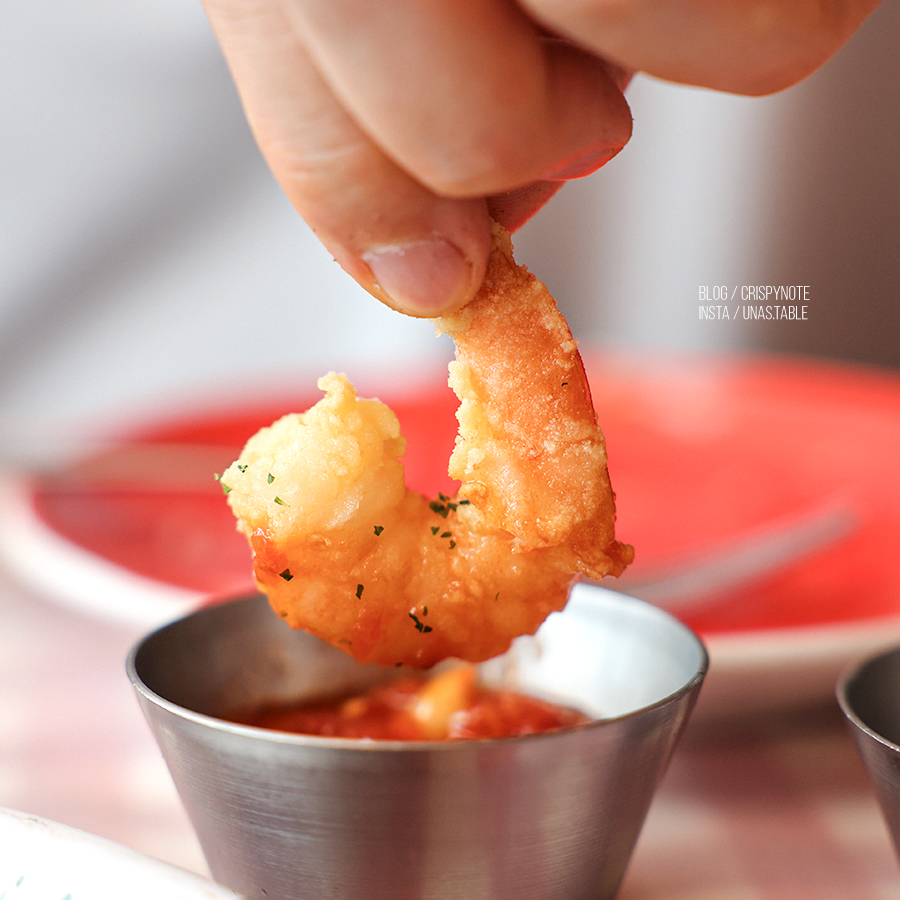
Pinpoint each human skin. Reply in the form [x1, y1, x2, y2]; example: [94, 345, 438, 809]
[201, 0, 881, 316]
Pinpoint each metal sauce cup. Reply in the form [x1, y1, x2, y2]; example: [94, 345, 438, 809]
[838, 645, 900, 866]
[127, 584, 708, 900]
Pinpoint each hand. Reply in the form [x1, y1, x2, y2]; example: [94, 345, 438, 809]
[521, 0, 881, 96]
[201, 0, 880, 317]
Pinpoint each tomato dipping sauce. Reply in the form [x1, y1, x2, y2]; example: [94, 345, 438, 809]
[229, 665, 589, 741]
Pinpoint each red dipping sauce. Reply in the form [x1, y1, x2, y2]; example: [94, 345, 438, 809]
[230, 667, 588, 741]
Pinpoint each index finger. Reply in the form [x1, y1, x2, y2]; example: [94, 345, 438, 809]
[521, 0, 883, 95]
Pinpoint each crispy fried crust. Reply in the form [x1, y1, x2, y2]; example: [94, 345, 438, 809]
[437, 222, 632, 576]
[223, 223, 631, 667]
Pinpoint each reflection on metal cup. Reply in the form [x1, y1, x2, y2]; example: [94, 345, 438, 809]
[839, 646, 900, 867]
[127, 584, 707, 900]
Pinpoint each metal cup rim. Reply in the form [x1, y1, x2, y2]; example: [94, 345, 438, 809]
[836, 644, 900, 751]
[127, 590, 709, 753]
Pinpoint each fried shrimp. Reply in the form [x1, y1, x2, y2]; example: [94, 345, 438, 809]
[221, 224, 632, 668]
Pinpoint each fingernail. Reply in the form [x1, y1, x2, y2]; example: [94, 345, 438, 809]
[363, 239, 475, 316]
[544, 148, 620, 182]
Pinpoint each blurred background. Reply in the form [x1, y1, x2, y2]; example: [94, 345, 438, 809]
[2, 1, 900, 886]
[2, 0, 898, 460]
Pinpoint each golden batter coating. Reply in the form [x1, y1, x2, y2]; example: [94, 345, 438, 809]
[438, 224, 627, 570]
[222, 224, 631, 667]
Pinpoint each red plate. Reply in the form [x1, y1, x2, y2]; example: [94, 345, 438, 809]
[3, 352, 900, 715]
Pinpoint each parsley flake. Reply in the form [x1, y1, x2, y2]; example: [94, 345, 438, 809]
[279, 569, 293, 581]
[429, 498, 458, 518]
[449, 540, 456, 549]
[356, 583, 364, 599]
[431, 526, 440, 535]
[408, 611, 433, 634]
[237, 464, 248, 473]
[441, 531, 452, 538]
[267, 473, 275, 484]
[374, 525, 384, 536]
[273, 496, 287, 506]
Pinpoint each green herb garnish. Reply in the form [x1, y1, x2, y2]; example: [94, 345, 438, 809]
[374, 525, 384, 536]
[279, 569, 293, 581]
[408, 611, 433, 634]
[273, 496, 287, 506]
[356, 584, 364, 599]
[267, 473, 275, 484]
[429, 498, 458, 518]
